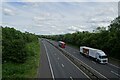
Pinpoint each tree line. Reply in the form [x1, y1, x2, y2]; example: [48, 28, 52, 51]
[39, 16, 120, 60]
[2, 27, 38, 63]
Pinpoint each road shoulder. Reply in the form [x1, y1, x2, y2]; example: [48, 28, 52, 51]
[37, 40, 52, 78]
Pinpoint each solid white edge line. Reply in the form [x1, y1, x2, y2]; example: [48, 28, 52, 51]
[58, 48, 91, 79]
[61, 48, 108, 80]
[43, 42, 55, 79]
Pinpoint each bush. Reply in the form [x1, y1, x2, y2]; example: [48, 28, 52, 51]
[2, 27, 38, 63]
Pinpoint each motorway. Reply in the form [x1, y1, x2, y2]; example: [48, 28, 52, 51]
[40, 39, 90, 79]
[49, 39, 120, 79]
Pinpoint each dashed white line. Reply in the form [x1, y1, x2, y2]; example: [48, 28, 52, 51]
[58, 57, 60, 60]
[43, 42, 55, 79]
[61, 64, 64, 67]
[61, 49, 108, 79]
[108, 63, 120, 69]
[58, 49, 90, 79]
[70, 76, 73, 80]
[111, 71, 120, 77]
[92, 61, 96, 64]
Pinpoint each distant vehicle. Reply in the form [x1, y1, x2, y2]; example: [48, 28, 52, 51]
[80, 46, 108, 64]
[58, 41, 66, 48]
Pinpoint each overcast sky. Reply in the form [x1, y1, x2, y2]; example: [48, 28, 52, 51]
[1, 0, 119, 35]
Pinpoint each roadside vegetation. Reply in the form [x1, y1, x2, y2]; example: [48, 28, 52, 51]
[39, 16, 120, 60]
[0, 27, 2, 79]
[2, 27, 40, 78]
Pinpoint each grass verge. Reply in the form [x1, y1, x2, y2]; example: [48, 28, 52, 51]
[2, 41, 40, 78]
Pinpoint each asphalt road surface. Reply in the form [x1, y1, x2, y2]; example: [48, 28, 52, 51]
[49, 39, 120, 79]
[39, 39, 90, 79]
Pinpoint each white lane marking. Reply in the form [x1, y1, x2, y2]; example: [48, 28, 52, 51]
[92, 61, 96, 64]
[108, 63, 120, 69]
[111, 71, 120, 77]
[61, 49, 108, 79]
[57, 57, 59, 60]
[58, 49, 90, 79]
[47, 40, 108, 79]
[61, 64, 64, 67]
[43, 42, 55, 79]
[70, 76, 73, 80]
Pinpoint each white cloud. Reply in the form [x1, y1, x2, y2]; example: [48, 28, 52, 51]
[46, 22, 51, 25]
[3, 8, 15, 16]
[97, 23, 110, 27]
[68, 26, 83, 32]
[34, 16, 46, 21]
[33, 12, 54, 22]
[3, 0, 119, 2]
[36, 24, 43, 27]
[2, 2, 118, 35]
[89, 16, 113, 23]
[23, 28, 27, 31]
[51, 26, 56, 28]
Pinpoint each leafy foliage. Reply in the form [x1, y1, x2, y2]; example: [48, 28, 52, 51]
[2, 41, 40, 78]
[2, 27, 38, 63]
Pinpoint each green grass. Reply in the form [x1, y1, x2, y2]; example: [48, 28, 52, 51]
[2, 41, 40, 78]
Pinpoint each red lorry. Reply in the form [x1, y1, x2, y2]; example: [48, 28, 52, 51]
[58, 41, 66, 48]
